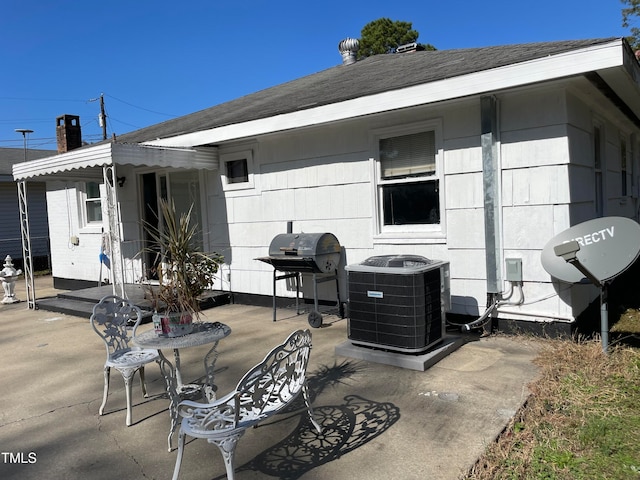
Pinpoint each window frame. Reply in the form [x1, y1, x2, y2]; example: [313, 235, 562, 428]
[371, 119, 445, 240]
[79, 181, 103, 227]
[221, 149, 254, 191]
[620, 133, 629, 198]
[593, 121, 605, 217]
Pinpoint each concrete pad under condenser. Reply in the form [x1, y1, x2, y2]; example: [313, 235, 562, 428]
[335, 335, 465, 371]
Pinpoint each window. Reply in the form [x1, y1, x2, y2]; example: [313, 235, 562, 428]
[593, 124, 604, 217]
[621, 136, 628, 197]
[84, 181, 102, 223]
[221, 149, 254, 191]
[375, 124, 442, 234]
[226, 159, 248, 183]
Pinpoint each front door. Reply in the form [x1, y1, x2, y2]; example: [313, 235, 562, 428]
[141, 170, 203, 279]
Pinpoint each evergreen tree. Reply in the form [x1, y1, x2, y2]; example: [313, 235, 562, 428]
[358, 18, 436, 59]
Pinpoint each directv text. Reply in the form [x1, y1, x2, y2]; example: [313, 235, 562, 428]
[563, 226, 614, 247]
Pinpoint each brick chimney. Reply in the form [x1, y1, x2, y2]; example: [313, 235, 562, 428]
[56, 114, 82, 153]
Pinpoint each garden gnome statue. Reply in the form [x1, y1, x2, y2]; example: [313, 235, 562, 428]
[0, 255, 22, 304]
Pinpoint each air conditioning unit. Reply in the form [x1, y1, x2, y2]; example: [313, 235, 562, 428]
[346, 255, 450, 353]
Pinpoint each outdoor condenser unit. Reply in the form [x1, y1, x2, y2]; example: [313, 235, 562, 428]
[346, 255, 450, 353]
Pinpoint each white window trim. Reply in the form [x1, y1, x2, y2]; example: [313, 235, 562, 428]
[221, 149, 254, 191]
[370, 119, 446, 243]
[593, 118, 606, 217]
[77, 181, 103, 231]
[619, 131, 630, 201]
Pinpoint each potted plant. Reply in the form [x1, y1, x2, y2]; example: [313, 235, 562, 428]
[142, 198, 223, 337]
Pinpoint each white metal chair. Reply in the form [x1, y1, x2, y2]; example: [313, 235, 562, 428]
[172, 329, 322, 480]
[90, 295, 160, 426]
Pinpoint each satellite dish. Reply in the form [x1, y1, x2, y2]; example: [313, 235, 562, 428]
[541, 216, 640, 284]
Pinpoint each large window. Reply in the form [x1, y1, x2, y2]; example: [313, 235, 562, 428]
[376, 124, 442, 234]
[84, 181, 102, 223]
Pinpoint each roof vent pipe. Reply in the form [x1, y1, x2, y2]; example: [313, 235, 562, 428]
[338, 37, 359, 65]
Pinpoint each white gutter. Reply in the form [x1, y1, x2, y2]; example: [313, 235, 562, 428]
[146, 39, 626, 148]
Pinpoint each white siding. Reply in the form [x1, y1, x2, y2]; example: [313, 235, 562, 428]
[45, 76, 640, 326]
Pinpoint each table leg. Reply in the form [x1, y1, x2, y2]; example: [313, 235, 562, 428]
[203, 340, 220, 403]
[172, 348, 184, 390]
[155, 351, 181, 452]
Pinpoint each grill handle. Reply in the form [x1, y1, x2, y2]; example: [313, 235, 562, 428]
[280, 247, 298, 255]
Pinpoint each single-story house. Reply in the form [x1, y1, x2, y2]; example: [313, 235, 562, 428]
[12, 37, 640, 335]
[0, 147, 54, 270]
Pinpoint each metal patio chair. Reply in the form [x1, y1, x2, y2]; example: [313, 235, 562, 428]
[90, 295, 160, 426]
[172, 329, 322, 480]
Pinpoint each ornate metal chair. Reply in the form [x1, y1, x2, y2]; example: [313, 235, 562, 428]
[172, 329, 322, 480]
[90, 295, 160, 426]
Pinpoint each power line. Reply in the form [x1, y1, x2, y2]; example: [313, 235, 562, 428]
[104, 93, 176, 117]
[0, 96, 87, 103]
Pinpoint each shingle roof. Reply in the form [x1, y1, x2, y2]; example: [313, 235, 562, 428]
[0, 148, 58, 175]
[111, 38, 617, 145]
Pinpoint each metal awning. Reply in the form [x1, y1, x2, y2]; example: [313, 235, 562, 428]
[12, 142, 219, 181]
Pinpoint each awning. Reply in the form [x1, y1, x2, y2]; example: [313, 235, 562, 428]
[12, 142, 219, 181]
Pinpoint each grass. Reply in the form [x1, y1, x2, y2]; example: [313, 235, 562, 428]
[464, 318, 640, 480]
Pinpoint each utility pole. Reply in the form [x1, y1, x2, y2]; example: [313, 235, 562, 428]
[99, 93, 107, 140]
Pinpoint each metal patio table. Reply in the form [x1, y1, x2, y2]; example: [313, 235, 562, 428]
[133, 321, 231, 451]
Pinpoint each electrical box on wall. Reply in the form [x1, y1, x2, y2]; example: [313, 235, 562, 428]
[505, 258, 522, 282]
[70, 236, 80, 246]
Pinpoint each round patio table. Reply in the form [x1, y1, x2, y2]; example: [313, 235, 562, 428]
[134, 321, 231, 451]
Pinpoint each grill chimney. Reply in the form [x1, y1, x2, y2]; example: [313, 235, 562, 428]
[56, 114, 82, 153]
[338, 37, 359, 65]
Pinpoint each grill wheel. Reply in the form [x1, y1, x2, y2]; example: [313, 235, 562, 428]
[308, 311, 323, 328]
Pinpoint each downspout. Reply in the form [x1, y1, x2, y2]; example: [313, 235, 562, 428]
[480, 95, 502, 332]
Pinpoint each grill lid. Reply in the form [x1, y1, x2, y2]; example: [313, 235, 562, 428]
[257, 232, 342, 273]
[268, 233, 341, 257]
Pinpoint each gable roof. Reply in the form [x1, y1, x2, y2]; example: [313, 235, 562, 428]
[14, 37, 640, 181]
[116, 38, 620, 146]
[0, 147, 57, 178]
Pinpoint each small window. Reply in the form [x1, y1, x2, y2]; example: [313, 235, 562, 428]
[221, 149, 254, 191]
[376, 127, 441, 232]
[226, 159, 248, 184]
[85, 181, 102, 223]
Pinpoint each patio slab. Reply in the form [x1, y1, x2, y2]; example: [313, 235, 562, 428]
[0, 276, 541, 480]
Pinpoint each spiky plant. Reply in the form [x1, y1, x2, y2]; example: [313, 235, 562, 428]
[143, 198, 223, 317]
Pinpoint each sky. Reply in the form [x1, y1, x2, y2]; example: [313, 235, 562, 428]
[0, 0, 632, 152]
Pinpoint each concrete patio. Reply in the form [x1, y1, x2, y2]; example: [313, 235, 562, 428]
[0, 276, 540, 480]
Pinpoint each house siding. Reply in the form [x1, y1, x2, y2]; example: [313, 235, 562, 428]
[44, 76, 640, 327]
[0, 181, 50, 264]
[47, 181, 104, 283]
[205, 81, 640, 322]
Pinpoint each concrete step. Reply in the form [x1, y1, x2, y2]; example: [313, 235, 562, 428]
[35, 287, 231, 320]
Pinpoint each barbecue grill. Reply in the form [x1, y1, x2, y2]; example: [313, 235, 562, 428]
[256, 232, 343, 327]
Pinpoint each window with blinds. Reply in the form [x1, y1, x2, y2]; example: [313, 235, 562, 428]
[380, 131, 436, 179]
[378, 127, 440, 227]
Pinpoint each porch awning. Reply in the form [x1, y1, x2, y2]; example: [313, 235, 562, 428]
[12, 142, 219, 181]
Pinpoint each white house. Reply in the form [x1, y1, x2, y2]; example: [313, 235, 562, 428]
[13, 37, 640, 335]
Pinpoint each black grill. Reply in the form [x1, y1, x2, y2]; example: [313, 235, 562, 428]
[256, 233, 341, 274]
[256, 232, 344, 327]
